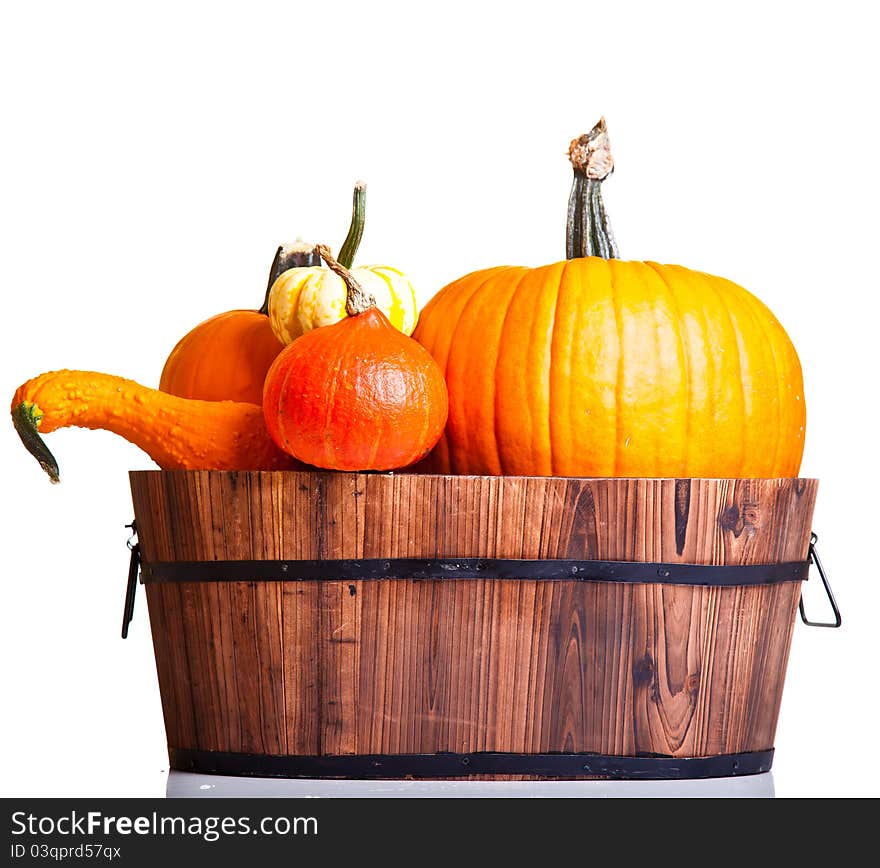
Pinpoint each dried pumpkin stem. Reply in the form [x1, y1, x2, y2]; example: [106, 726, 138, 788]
[566, 117, 619, 260]
[260, 241, 321, 315]
[337, 181, 367, 270]
[316, 243, 376, 317]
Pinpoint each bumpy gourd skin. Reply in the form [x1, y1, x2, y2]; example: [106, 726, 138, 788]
[12, 369, 300, 480]
[413, 258, 806, 478]
[263, 307, 448, 471]
[159, 309, 285, 404]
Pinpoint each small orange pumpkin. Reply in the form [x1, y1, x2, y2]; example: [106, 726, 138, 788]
[159, 243, 319, 404]
[263, 246, 448, 471]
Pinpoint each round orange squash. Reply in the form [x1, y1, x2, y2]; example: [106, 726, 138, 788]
[413, 119, 805, 478]
[263, 246, 448, 471]
[159, 242, 319, 404]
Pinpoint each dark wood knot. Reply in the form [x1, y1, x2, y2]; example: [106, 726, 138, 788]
[720, 505, 740, 532]
[633, 654, 654, 686]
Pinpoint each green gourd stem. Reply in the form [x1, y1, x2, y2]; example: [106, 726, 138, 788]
[316, 244, 376, 317]
[259, 241, 321, 315]
[12, 402, 59, 483]
[337, 181, 367, 269]
[566, 117, 619, 260]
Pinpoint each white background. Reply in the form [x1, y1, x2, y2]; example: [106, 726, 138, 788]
[1, 1, 877, 798]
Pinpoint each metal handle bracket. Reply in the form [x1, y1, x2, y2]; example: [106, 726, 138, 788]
[121, 521, 140, 639]
[799, 532, 841, 628]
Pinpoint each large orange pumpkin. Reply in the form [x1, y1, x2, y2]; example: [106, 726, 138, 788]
[159, 242, 319, 404]
[413, 119, 805, 477]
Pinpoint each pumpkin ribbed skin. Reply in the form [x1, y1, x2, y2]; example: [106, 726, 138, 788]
[413, 257, 805, 477]
[263, 307, 448, 471]
[268, 264, 418, 344]
[159, 310, 284, 405]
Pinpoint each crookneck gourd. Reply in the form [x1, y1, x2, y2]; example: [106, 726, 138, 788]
[412, 118, 805, 478]
[263, 246, 448, 472]
[159, 240, 320, 404]
[267, 183, 419, 343]
[12, 370, 301, 481]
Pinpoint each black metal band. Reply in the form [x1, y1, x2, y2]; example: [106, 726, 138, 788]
[169, 748, 774, 780]
[140, 557, 808, 586]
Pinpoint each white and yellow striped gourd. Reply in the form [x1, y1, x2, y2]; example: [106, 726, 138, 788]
[267, 181, 418, 344]
[268, 263, 418, 344]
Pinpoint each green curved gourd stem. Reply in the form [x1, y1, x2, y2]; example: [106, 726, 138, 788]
[12, 402, 60, 483]
[259, 241, 321, 315]
[566, 118, 619, 260]
[337, 181, 367, 270]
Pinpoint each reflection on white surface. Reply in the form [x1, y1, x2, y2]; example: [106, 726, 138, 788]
[167, 771, 774, 798]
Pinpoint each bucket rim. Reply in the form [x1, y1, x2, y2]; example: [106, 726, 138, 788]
[128, 469, 819, 484]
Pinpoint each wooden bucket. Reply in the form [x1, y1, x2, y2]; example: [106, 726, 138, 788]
[129, 470, 817, 781]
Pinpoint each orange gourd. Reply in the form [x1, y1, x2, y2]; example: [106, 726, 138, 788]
[413, 119, 806, 478]
[159, 242, 319, 403]
[263, 246, 448, 471]
[12, 370, 301, 482]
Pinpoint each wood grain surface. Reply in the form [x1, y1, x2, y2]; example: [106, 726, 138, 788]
[130, 471, 817, 774]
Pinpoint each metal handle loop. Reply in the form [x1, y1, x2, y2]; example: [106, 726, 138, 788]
[799, 532, 842, 628]
[121, 520, 140, 639]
